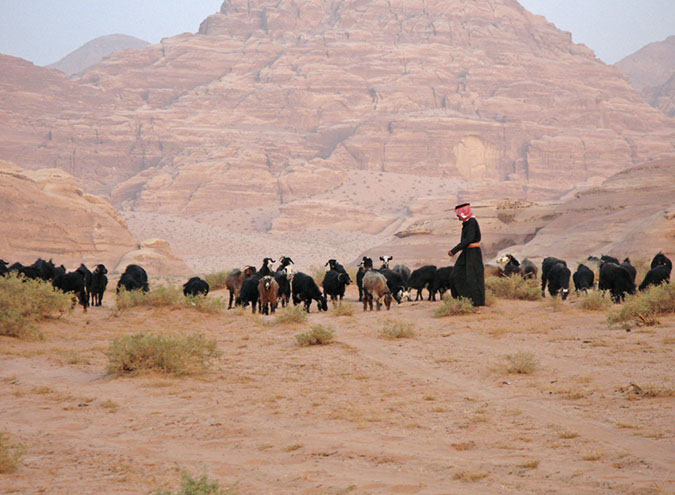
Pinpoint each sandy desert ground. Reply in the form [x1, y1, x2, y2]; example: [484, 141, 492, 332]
[0, 283, 673, 495]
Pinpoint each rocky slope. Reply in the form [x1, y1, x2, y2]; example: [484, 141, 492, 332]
[47, 34, 149, 76]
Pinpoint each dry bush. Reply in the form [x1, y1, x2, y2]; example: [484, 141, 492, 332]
[295, 324, 334, 346]
[608, 283, 675, 328]
[484, 288, 497, 307]
[434, 296, 476, 317]
[144, 285, 184, 307]
[519, 459, 540, 469]
[332, 302, 354, 316]
[156, 470, 236, 495]
[485, 276, 541, 301]
[545, 295, 565, 312]
[275, 305, 308, 325]
[106, 332, 221, 376]
[0, 432, 24, 474]
[116, 286, 225, 313]
[380, 319, 415, 339]
[503, 351, 538, 374]
[0, 274, 72, 339]
[115, 288, 149, 310]
[578, 291, 613, 311]
[185, 295, 227, 313]
[203, 270, 232, 291]
[116, 285, 182, 310]
[453, 471, 489, 482]
[618, 383, 675, 399]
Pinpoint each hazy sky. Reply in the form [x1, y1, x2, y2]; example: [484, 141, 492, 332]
[0, 0, 673, 66]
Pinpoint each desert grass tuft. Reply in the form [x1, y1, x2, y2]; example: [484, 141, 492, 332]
[0, 274, 72, 339]
[295, 324, 334, 346]
[106, 332, 221, 376]
[274, 305, 308, 325]
[577, 290, 613, 311]
[380, 319, 416, 339]
[503, 351, 538, 374]
[608, 283, 675, 328]
[0, 432, 24, 474]
[485, 276, 541, 301]
[156, 470, 236, 495]
[434, 296, 476, 317]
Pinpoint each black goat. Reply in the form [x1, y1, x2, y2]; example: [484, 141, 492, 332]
[90, 264, 108, 306]
[183, 277, 209, 297]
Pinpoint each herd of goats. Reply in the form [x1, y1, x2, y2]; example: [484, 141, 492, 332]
[1, 250, 672, 315]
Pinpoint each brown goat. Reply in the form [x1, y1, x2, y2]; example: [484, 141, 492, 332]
[226, 265, 257, 309]
[362, 271, 392, 311]
[258, 275, 279, 315]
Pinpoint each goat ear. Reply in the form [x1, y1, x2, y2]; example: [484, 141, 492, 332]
[325, 261, 330, 267]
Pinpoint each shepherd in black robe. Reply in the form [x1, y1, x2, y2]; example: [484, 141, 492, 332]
[448, 203, 485, 306]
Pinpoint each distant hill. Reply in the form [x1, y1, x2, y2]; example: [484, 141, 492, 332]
[615, 35, 675, 117]
[47, 34, 149, 76]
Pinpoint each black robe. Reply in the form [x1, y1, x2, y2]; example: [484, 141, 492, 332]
[450, 217, 485, 306]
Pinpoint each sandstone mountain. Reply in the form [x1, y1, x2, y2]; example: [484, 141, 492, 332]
[0, 162, 138, 269]
[615, 35, 675, 118]
[615, 35, 675, 91]
[0, 161, 189, 275]
[1, 1, 674, 273]
[47, 34, 150, 77]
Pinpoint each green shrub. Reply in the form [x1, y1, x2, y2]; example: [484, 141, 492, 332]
[0, 432, 24, 473]
[380, 319, 416, 339]
[434, 296, 476, 317]
[503, 351, 538, 374]
[485, 276, 541, 301]
[156, 470, 235, 495]
[296, 324, 335, 346]
[578, 291, 613, 311]
[608, 283, 675, 328]
[106, 332, 221, 376]
[274, 305, 308, 325]
[204, 271, 232, 291]
[0, 274, 72, 339]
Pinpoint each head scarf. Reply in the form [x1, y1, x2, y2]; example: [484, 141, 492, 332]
[454, 203, 474, 222]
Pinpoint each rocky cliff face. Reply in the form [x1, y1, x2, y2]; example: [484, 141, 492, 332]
[1, 1, 673, 209]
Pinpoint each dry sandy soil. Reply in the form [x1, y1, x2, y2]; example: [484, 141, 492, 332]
[0, 284, 673, 495]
